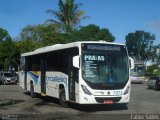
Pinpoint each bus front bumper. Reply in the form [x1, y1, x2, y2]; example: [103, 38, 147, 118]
[78, 93, 130, 104]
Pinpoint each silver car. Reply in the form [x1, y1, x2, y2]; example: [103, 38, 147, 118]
[1, 72, 18, 85]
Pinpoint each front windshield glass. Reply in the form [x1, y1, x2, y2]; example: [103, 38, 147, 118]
[137, 65, 144, 74]
[81, 43, 129, 89]
[4, 73, 14, 77]
[131, 64, 144, 77]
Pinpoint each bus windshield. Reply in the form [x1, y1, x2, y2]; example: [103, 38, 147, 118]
[81, 43, 129, 90]
[131, 64, 144, 77]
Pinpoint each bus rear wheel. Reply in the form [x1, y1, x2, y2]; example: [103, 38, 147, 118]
[59, 88, 69, 107]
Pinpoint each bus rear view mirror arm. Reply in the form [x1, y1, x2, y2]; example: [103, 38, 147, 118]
[73, 56, 80, 68]
[129, 57, 134, 69]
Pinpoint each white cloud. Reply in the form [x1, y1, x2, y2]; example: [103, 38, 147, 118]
[147, 20, 160, 31]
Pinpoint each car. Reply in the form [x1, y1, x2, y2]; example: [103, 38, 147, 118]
[130, 76, 144, 84]
[0, 72, 18, 85]
[12, 72, 19, 83]
[147, 76, 160, 90]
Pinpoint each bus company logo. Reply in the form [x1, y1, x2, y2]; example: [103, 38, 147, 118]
[27, 71, 40, 84]
[46, 76, 67, 86]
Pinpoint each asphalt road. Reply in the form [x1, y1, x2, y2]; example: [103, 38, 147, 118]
[0, 83, 160, 120]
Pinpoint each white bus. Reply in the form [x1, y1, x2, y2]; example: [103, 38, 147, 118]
[19, 41, 134, 107]
[130, 60, 145, 84]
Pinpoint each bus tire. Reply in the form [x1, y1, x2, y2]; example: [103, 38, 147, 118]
[30, 82, 36, 98]
[59, 88, 69, 107]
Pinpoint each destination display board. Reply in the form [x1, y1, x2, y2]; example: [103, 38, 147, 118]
[81, 43, 124, 52]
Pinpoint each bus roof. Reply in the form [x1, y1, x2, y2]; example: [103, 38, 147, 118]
[21, 41, 125, 57]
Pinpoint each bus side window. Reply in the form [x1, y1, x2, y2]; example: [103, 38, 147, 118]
[32, 64, 40, 71]
[73, 67, 79, 83]
[26, 55, 41, 71]
[20, 57, 25, 71]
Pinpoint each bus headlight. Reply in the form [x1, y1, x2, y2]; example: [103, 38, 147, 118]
[123, 86, 130, 95]
[81, 85, 92, 95]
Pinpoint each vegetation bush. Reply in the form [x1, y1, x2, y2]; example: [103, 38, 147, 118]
[145, 64, 160, 76]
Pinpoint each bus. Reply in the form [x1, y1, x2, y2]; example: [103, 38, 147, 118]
[19, 41, 134, 107]
[130, 60, 145, 84]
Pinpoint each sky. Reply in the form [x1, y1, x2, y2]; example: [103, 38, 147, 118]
[0, 0, 160, 44]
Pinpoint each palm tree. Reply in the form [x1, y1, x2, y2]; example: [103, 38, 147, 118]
[46, 0, 88, 33]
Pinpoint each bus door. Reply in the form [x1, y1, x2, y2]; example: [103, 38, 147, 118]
[24, 57, 27, 90]
[20, 57, 27, 90]
[41, 56, 46, 96]
[68, 56, 79, 101]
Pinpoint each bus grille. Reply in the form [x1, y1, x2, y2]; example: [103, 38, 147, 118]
[95, 97, 121, 103]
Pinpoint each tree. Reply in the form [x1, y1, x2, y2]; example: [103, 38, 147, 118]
[152, 44, 160, 64]
[19, 24, 65, 47]
[19, 25, 42, 43]
[46, 0, 88, 33]
[95, 28, 115, 42]
[0, 39, 15, 70]
[0, 28, 12, 43]
[0, 28, 13, 70]
[125, 30, 155, 61]
[68, 24, 115, 42]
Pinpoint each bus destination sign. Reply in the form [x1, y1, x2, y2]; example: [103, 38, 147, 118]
[82, 44, 122, 51]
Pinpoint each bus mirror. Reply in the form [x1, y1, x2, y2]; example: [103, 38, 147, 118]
[73, 56, 80, 68]
[129, 57, 134, 69]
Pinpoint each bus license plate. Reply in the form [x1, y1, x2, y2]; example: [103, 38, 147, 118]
[103, 100, 113, 104]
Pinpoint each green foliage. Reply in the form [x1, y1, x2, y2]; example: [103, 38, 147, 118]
[146, 64, 160, 76]
[0, 38, 15, 70]
[0, 28, 12, 43]
[125, 30, 155, 60]
[15, 40, 38, 54]
[68, 24, 115, 42]
[0, 28, 14, 70]
[95, 28, 115, 42]
[19, 24, 65, 47]
[0, 39, 14, 57]
[153, 44, 160, 63]
[18, 24, 115, 46]
[154, 69, 160, 76]
[39, 25, 65, 46]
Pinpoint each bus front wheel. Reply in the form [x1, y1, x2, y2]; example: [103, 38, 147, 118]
[59, 88, 69, 107]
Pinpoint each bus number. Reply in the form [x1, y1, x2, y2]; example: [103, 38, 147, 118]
[113, 90, 122, 96]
